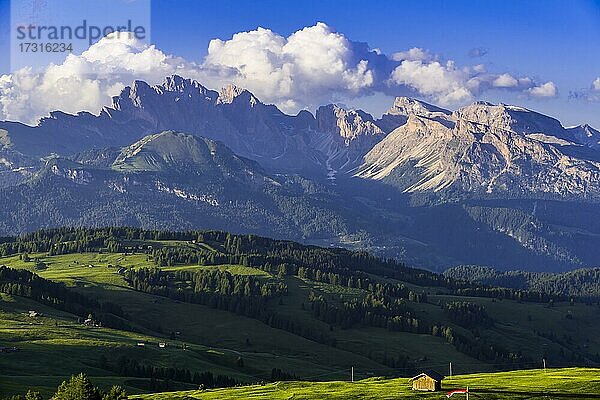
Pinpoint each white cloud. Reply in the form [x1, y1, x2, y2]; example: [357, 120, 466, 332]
[388, 59, 550, 105]
[390, 60, 473, 104]
[0, 23, 561, 123]
[472, 64, 486, 74]
[493, 73, 519, 88]
[593, 77, 600, 91]
[391, 47, 434, 62]
[202, 22, 377, 112]
[0, 32, 201, 124]
[527, 81, 557, 98]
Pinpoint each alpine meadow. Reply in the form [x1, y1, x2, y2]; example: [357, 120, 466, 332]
[1, 1, 600, 399]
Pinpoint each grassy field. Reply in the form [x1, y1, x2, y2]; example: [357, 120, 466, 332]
[0, 251, 489, 380]
[163, 264, 270, 277]
[2, 241, 600, 397]
[0, 252, 153, 287]
[132, 368, 600, 399]
[0, 293, 249, 396]
[0, 251, 397, 396]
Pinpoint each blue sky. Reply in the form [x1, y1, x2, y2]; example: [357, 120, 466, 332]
[1, 0, 600, 126]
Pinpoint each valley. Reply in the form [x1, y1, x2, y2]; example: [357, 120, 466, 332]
[1, 4, 599, 399]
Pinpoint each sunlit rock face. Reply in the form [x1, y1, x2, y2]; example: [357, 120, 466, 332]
[356, 101, 600, 200]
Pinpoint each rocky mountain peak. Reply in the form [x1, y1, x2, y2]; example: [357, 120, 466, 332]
[316, 104, 384, 142]
[111, 76, 219, 112]
[357, 98, 600, 199]
[159, 75, 215, 97]
[569, 123, 599, 136]
[565, 124, 600, 150]
[124, 80, 156, 107]
[309, 104, 386, 177]
[453, 101, 565, 138]
[580, 123, 595, 131]
[217, 84, 258, 107]
[5, 74, 600, 191]
[376, 97, 451, 133]
[111, 80, 153, 110]
[112, 131, 245, 173]
[387, 97, 451, 117]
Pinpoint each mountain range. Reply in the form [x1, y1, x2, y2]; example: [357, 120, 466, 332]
[2, 75, 600, 272]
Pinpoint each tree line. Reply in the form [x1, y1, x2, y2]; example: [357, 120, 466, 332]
[308, 291, 425, 333]
[0, 227, 577, 370]
[446, 265, 600, 301]
[0, 266, 129, 330]
[0, 227, 567, 303]
[430, 323, 527, 366]
[112, 355, 238, 389]
[124, 267, 287, 318]
[122, 267, 337, 347]
[2, 374, 126, 400]
[443, 301, 494, 328]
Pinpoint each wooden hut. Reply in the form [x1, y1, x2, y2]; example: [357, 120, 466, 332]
[410, 370, 445, 391]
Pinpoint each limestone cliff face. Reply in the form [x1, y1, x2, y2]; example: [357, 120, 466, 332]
[2, 75, 600, 199]
[356, 101, 600, 200]
[316, 104, 384, 142]
[376, 97, 451, 133]
[311, 104, 386, 177]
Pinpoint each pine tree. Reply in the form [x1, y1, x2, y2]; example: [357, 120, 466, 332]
[25, 390, 43, 400]
[53, 374, 101, 400]
[102, 386, 127, 400]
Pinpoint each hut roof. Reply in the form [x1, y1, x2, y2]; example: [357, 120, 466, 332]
[410, 370, 445, 382]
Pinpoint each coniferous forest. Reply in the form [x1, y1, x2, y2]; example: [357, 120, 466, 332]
[2, 226, 600, 398]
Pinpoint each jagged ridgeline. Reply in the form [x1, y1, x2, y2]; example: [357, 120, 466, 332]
[3, 76, 600, 272]
[2, 227, 600, 395]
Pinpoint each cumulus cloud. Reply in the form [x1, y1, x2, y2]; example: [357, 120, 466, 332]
[391, 47, 435, 62]
[593, 77, 600, 91]
[527, 81, 557, 98]
[388, 54, 552, 105]
[0, 32, 202, 124]
[493, 73, 519, 88]
[0, 22, 560, 123]
[201, 23, 382, 112]
[389, 60, 473, 104]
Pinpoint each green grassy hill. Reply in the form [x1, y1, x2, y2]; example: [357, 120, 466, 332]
[1, 228, 600, 397]
[133, 368, 600, 400]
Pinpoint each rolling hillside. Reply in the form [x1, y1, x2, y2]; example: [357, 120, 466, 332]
[1, 228, 600, 397]
[133, 368, 600, 400]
